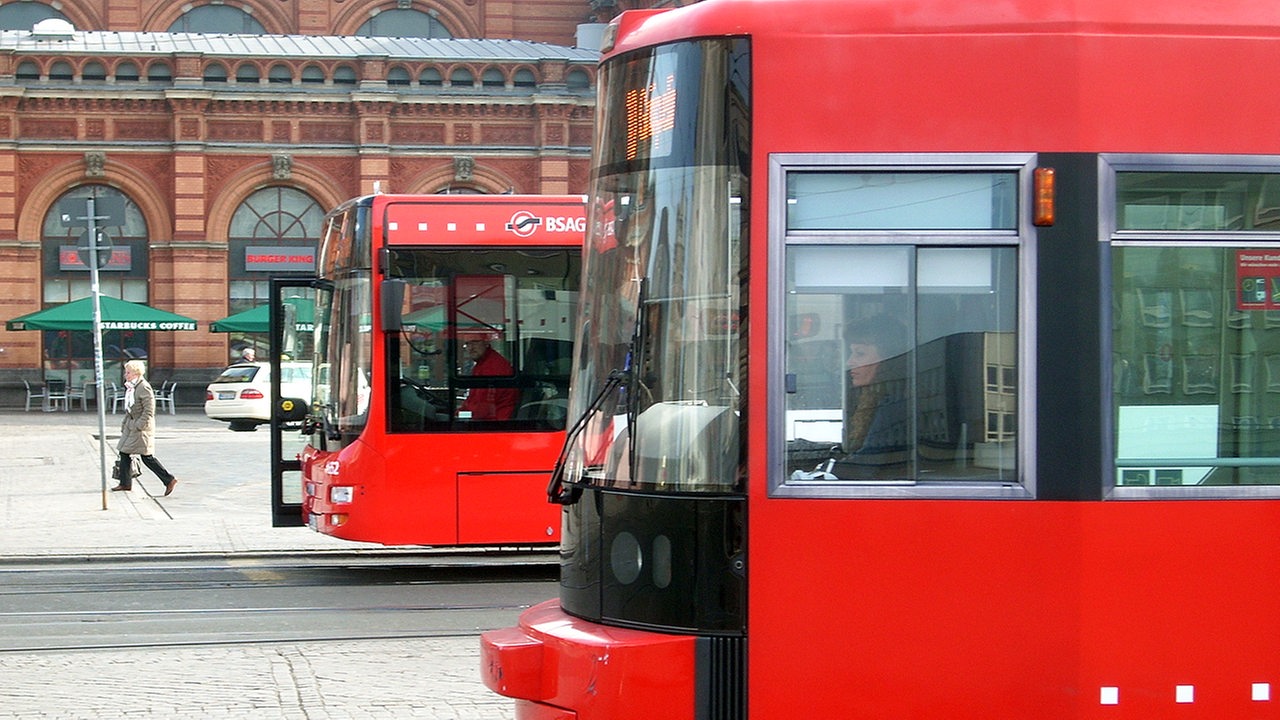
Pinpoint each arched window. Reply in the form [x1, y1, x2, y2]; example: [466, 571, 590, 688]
[168, 5, 266, 34]
[333, 65, 357, 86]
[146, 62, 172, 83]
[268, 64, 292, 84]
[482, 68, 506, 88]
[15, 61, 39, 81]
[356, 9, 452, 38]
[301, 65, 325, 85]
[387, 66, 412, 87]
[513, 69, 536, 89]
[41, 186, 151, 376]
[566, 68, 591, 91]
[115, 62, 140, 82]
[226, 187, 323, 354]
[203, 62, 228, 83]
[0, 2, 66, 30]
[235, 64, 261, 84]
[449, 68, 474, 88]
[419, 67, 443, 87]
[82, 61, 107, 82]
[228, 187, 322, 311]
[48, 61, 73, 81]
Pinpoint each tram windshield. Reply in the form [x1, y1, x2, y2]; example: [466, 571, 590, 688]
[563, 38, 750, 494]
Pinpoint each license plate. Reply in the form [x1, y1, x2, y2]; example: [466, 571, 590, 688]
[218, 391, 236, 400]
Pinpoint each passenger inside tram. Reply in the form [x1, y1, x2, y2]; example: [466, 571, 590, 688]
[830, 313, 911, 478]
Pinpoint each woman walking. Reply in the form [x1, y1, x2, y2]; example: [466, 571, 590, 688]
[112, 359, 179, 496]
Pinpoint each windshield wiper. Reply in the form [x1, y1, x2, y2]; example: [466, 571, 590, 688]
[547, 279, 648, 506]
[546, 367, 628, 505]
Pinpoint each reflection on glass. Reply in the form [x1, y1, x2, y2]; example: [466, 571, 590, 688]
[784, 244, 1018, 485]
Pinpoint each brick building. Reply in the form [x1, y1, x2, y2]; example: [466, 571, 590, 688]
[0, 0, 652, 405]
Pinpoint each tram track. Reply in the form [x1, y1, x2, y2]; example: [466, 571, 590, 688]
[0, 556, 558, 653]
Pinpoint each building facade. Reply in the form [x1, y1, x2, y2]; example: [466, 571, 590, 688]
[0, 0, 654, 403]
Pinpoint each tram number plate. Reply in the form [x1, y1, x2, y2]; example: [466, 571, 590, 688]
[218, 391, 236, 400]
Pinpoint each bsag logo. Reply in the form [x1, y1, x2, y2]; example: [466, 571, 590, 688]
[506, 211, 586, 237]
[506, 211, 543, 237]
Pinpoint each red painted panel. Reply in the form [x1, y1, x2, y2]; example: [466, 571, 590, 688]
[458, 471, 560, 545]
[482, 601, 697, 720]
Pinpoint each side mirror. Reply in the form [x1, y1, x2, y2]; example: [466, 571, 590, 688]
[276, 396, 308, 422]
[381, 279, 406, 332]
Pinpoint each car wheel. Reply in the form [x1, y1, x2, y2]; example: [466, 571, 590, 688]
[228, 421, 258, 432]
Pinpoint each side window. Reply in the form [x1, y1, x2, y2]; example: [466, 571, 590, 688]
[1107, 161, 1280, 497]
[772, 158, 1031, 498]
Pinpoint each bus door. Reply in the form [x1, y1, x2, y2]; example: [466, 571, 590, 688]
[270, 277, 319, 527]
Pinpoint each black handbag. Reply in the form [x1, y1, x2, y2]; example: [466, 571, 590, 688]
[111, 459, 141, 481]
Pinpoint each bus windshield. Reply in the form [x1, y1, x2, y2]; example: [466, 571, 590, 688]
[313, 202, 373, 443]
[384, 247, 580, 432]
[565, 38, 751, 494]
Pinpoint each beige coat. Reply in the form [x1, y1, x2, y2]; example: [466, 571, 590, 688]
[117, 378, 156, 455]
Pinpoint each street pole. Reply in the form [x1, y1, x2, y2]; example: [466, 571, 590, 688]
[86, 197, 110, 510]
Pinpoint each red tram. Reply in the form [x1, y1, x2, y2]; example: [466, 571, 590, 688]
[269, 193, 584, 546]
[482, 1, 1280, 717]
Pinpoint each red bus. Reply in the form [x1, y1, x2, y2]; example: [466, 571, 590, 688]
[269, 193, 584, 546]
[482, 1, 1280, 717]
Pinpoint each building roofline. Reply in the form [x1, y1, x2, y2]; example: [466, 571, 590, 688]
[0, 30, 601, 63]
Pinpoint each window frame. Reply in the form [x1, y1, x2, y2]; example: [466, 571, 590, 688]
[1101, 153, 1280, 500]
[768, 153, 1039, 499]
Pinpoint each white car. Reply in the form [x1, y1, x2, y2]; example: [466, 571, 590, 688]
[204, 361, 312, 431]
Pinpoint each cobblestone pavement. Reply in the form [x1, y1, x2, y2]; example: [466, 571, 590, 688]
[0, 407, 524, 719]
[0, 638, 512, 720]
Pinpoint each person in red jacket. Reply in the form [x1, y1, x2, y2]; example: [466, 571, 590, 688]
[459, 336, 519, 420]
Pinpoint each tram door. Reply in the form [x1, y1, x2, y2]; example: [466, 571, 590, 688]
[270, 277, 318, 527]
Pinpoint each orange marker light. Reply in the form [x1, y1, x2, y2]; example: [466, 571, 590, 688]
[1034, 167, 1055, 226]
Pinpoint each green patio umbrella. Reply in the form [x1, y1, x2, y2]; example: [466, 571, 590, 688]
[209, 298, 315, 333]
[5, 296, 197, 332]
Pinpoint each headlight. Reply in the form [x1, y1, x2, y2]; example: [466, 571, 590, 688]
[329, 486, 354, 503]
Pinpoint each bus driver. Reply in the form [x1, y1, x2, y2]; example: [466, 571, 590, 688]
[459, 335, 519, 420]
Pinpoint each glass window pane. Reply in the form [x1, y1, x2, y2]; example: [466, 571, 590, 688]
[787, 172, 1018, 231]
[146, 63, 171, 82]
[168, 6, 265, 34]
[1117, 172, 1280, 231]
[0, 3, 64, 30]
[386, 248, 579, 432]
[785, 245, 1018, 484]
[333, 66, 357, 85]
[230, 187, 323, 240]
[387, 67, 411, 86]
[356, 9, 452, 38]
[1113, 245, 1280, 485]
[301, 66, 325, 84]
